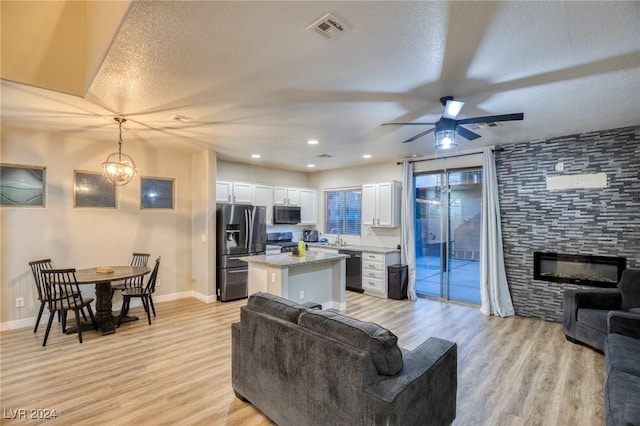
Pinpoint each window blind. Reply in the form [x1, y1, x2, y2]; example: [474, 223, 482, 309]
[325, 188, 361, 235]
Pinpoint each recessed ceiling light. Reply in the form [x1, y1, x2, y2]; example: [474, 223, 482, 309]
[362, 154, 372, 159]
[251, 154, 261, 159]
[307, 164, 316, 168]
[307, 140, 319, 145]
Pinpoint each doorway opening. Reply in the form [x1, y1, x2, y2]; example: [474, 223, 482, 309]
[414, 168, 482, 304]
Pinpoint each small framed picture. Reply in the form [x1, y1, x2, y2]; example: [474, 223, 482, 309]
[141, 177, 174, 209]
[74, 170, 116, 208]
[0, 163, 46, 207]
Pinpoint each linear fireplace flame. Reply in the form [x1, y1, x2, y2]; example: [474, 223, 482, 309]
[533, 252, 626, 288]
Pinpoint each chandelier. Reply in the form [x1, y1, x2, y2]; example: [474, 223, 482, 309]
[102, 117, 137, 185]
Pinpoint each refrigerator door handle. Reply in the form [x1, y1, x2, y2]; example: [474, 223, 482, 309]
[244, 210, 250, 250]
[248, 209, 255, 249]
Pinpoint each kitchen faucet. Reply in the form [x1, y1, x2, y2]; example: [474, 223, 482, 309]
[329, 228, 342, 246]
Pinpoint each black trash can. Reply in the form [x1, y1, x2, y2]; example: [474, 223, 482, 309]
[387, 264, 408, 300]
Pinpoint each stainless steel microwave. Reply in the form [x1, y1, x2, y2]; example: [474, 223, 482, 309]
[273, 205, 301, 224]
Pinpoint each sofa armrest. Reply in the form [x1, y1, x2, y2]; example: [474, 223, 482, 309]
[608, 311, 640, 339]
[563, 288, 621, 336]
[231, 322, 242, 393]
[364, 337, 457, 425]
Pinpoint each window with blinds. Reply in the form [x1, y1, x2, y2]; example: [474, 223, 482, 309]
[325, 188, 361, 235]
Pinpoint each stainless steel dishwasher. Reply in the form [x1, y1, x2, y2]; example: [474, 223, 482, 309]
[339, 249, 363, 293]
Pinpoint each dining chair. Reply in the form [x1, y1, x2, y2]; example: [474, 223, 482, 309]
[29, 259, 86, 333]
[40, 268, 98, 346]
[117, 256, 161, 327]
[110, 252, 150, 299]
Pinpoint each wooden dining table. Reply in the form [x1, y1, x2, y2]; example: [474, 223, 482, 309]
[74, 265, 151, 335]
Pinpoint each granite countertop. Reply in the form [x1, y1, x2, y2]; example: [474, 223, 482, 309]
[239, 252, 349, 269]
[306, 242, 400, 254]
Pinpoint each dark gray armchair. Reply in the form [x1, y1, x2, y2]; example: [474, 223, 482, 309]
[563, 269, 640, 352]
[604, 306, 640, 425]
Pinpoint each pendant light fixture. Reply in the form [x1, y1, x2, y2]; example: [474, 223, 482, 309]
[102, 117, 137, 185]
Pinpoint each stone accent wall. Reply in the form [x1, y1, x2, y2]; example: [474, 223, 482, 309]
[495, 125, 640, 322]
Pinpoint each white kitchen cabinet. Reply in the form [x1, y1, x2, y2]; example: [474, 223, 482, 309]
[299, 188, 317, 225]
[361, 251, 401, 298]
[232, 182, 253, 204]
[274, 187, 300, 206]
[216, 181, 254, 204]
[253, 184, 274, 225]
[361, 181, 401, 227]
[216, 181, 233, 203]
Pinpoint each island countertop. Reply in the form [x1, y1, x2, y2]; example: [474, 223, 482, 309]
[239, 252, 349, 269]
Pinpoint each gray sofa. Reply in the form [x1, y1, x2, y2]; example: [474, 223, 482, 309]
[604, 311, 640, 425]
[232, 292, 457, 426]
[563, 269, 640, 352]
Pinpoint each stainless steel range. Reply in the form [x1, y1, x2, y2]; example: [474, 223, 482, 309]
[266, 232, 298, 253]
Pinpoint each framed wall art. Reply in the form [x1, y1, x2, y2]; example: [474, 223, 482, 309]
[141, 177, 174, 209]
[0, 163, 46, 207]
[74, 170, 116, 208]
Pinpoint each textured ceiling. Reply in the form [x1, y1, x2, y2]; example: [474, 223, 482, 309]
[1, 1, 639, 171]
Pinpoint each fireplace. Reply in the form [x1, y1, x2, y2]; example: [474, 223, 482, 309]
[533, 252, 626, 288]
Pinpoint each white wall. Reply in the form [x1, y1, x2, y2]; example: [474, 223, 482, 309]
[217, 159, 310, 187]
[191, 149, 217, 301]
[0, 126, 196, 328]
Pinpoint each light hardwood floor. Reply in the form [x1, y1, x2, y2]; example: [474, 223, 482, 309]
[1, 293, 605, 425]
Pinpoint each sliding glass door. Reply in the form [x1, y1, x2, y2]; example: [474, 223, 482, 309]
[414, 169, 482, 304]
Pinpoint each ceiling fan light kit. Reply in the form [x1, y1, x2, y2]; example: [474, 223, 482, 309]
[102, 117, 137, 186]
[435, 129, 457, 150]
[381, 95, 524, 149]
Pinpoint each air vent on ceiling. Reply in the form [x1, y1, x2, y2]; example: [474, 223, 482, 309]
[307, 13, 346, 39]
[469, 122, 500, 130]
[317, 154, 333, 158]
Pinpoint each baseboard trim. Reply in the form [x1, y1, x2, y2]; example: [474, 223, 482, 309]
[0, 292, 218, 332]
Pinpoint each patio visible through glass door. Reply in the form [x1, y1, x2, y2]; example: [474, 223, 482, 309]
[414, 169, 482, 304]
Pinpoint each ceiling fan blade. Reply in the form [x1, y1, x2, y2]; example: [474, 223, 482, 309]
[443, 100, 465, 119]
[381, 122, 437, 126]
[402, 128, 435, 143]
[457, 113, 524, 125]
[456, 126, 481, 141]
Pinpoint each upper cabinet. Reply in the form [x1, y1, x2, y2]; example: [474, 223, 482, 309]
[216, 181, 233, 203]
[216, 181, 254, 204]
[299, 188, 317, 225]
[362, 181, 401, 227]
[217, 181, 316, 226]
[274, 187, 300, 206]
[253, 184, 274, 226]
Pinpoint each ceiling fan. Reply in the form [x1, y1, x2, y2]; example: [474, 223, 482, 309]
[381, 96, 524, 149]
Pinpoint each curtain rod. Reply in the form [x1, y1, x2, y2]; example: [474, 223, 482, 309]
[396, 147, 504, 165]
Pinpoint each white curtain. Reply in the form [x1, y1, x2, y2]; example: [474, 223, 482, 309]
[401, 160, 417, 300]
[480, 147, 515, 317]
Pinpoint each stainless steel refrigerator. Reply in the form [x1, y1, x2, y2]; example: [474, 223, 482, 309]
[216, 204, 266, 301]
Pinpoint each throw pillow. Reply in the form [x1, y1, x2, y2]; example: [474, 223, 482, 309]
[298, 309, 403, 376]
[618, 269, 640, 311]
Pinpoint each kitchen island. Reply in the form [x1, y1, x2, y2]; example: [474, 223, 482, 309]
[239, 252, 349, 311]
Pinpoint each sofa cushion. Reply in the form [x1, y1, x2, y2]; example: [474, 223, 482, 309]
[577, 308, 609, 333]
[605, 370, 640, 426]
[618, 269, 640, 311]
[605, 333, 640, 376]
[246, 292, 306, 323]
[298, 309, 403, 376]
